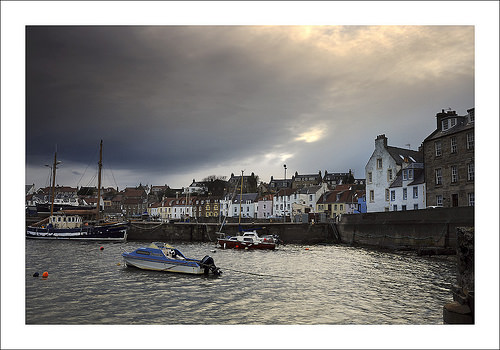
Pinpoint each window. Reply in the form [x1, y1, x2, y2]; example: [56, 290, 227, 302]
[309, 195, 313, 201]
[369, 190, 374, 202]
[451, 165, 458, 183]
[385, 189, 390, 201]
[467, 133, 474, 150]
[468, 163, 474, 181]
[413, 187, 418, 199]
[450, 118, 456, 128]
[403, 188, 407, 200]
[333, 204, 338, 211]
[414, 204, 419, 210]
[402, 205, 407, 211]
[468, 193, 474, 206]
[435, 168, 442, 185]
[368, 172, 373, 183]
[388, 169, 393, 181]
[435, 141, 442, 156]
[451, 137, 457, 153]
[340, 204, 343, 211]
[391, 190, 395, 201]
[442, 119, 449, 131]
[377, 158, 383, 169]
[408, 169, 413, 180]
[403, 170, 407, 181]
[393, 205, 397, 211]
[436, 195, 443, 207]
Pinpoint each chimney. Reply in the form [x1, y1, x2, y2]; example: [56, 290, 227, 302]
[375, 134, 388, 148]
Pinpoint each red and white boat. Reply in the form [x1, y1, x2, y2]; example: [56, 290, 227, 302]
[217, 230, 277, 250]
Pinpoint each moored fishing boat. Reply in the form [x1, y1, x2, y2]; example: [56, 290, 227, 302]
[216, 170, 280, 250]
[122, 242, 222, 275]
[217, 230, 277, 250]
[26, 140, 129, 241]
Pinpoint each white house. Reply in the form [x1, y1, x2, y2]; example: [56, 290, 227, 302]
[365, 134, 423, 213]
[389, 163, 426, 211]
[256, 194, 274, 218]
[290, 183, 329, 219]
[273, 188, 293, 218]
[220, 193, 258, 219]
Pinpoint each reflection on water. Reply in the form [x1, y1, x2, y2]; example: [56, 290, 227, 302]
[26, 240, 455, 325]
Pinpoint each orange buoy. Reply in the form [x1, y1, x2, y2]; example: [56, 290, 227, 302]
[100, 246, 104, 251]
[42, 271, 49, 278]
[305, 248, 310, 250]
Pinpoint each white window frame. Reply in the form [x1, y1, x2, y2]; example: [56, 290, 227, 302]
[451, 137, 457, 153]
[451, 165, 458, 183]
[467, 133, 474, 150]
[436, 195, 443, 207]
[435, 168, 442, 185]
[435, 141, 442, 156]
[368, 172, 373, 183]
[377, 158, 383, 169]
[468, 163, 474, 181]
[468, 193, 474, 206]
[403, 188, 407, 200]
[413, 186, 418, 199]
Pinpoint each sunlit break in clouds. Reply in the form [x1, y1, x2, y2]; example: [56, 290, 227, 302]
[295, 127, 326, 143]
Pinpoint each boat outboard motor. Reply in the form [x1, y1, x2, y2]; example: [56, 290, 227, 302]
[200, 255, 222, 275]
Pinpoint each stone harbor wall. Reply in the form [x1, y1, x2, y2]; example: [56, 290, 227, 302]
[443, 227, 474, 324]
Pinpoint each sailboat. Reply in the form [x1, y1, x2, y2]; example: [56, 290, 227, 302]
[216, 171, 278, 250]
[26, 140, 129, 241]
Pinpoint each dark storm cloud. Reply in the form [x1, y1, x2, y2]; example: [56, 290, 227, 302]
[25, 25, 474, 188]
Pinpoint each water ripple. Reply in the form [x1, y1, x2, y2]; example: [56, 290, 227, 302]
[26, 240, 456, 324]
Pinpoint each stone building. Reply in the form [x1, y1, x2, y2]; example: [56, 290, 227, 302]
[423, 108, 474, 208]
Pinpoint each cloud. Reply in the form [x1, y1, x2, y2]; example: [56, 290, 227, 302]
[24, 25, 474, 189]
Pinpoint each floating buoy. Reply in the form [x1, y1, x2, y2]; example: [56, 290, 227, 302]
[42, 271, 49, 278]
[100, 246, 104, 251]
[33, 272, 39, 277]
[210, 250, 216, 253]
[305, 248, 310, 250]
[117, 262, 121, 266]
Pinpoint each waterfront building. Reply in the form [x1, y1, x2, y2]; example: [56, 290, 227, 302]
[256, 194, 274, 219]
[316, 185, 365, 220]
[365, 134, 423, 213]
[291, 171, 323, 189]
[389, 163, 426, 211]
[273, 188, 294, 219]
[170, 197, 193, 220]
[202, 197, 220, 218]
[268, 176, 292, 193]
[184, 179, 208, 195]
[290, 183, 329, 220]
[423, 108, 474, 208]
[147, 202, 160, 220]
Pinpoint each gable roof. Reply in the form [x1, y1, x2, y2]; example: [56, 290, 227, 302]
[386, 146, 423, 165]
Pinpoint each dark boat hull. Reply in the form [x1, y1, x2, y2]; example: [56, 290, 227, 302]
[217, 239, 275, 250]
[26, 222, 128, 241]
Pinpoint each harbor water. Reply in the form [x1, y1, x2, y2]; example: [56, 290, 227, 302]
[25, 239, 456, 325]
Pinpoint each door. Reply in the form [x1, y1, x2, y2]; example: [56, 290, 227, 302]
[452, 194, 459, 207]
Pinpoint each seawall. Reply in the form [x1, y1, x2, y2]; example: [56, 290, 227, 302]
[126, 206, 473, 251]
[337, 206, 473, 250]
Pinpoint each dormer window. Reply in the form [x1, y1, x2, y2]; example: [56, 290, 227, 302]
[442, 118, 456, 131]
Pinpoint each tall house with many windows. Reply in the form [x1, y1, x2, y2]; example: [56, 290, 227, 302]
[365, 134, 423, 212]
[423, 108, 474, 208]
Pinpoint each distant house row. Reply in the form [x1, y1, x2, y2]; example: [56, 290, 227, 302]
[26, 107, 474, 218]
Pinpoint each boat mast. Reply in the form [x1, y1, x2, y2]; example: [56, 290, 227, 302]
[239, 170, 243, 225]
[96, 140, 103, 221]
[49, 151, 57, 216]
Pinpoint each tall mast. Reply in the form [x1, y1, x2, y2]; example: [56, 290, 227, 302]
[96, 140, 103, 221]
[49, 151, 57, 216]
[239, 170, 243, 225]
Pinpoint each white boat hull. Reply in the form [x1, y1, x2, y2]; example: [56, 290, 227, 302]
[122, 255, 205, 274]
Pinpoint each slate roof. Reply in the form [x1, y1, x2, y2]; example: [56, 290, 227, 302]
[386, 146, 423, 165]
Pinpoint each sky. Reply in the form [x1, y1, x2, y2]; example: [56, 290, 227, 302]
[23, 24, 476, 190]
[2, 2, 499, 350]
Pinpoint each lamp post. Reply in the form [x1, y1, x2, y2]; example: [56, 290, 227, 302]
[283, 164, 287, 222]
